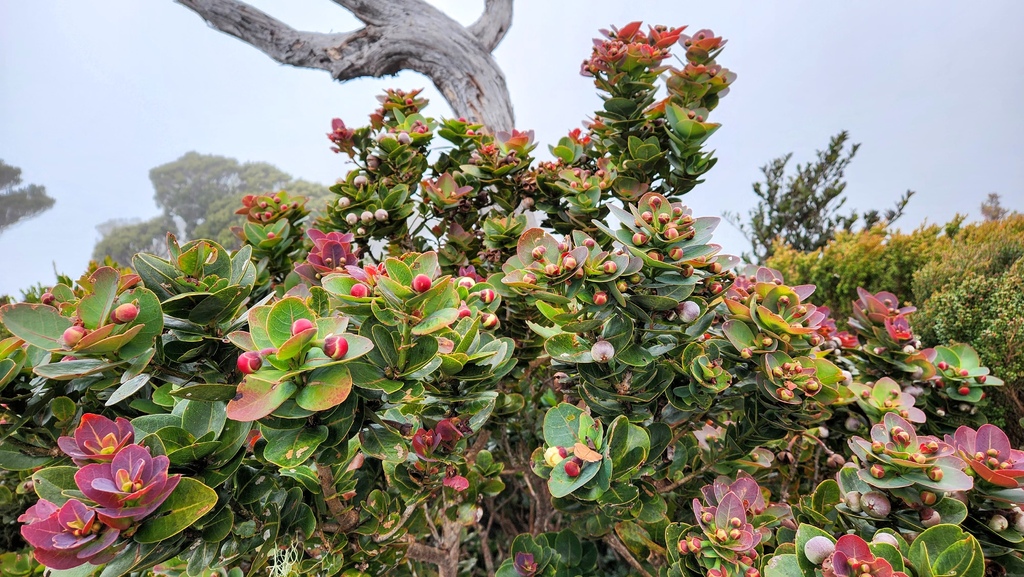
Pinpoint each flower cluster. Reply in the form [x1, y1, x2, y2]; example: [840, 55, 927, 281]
[20, 414, 179, 569]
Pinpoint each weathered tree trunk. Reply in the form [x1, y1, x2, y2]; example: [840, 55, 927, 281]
[176, 0, 516, 131]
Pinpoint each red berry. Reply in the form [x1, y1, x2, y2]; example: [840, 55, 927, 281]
[564, 460, 581, 478]
[937, 361, 949, 371]
[412, 274, 432, 293]
[62, 326, 87, 347]
[323, 335, 349, 360]
[291, 318, 315, 336]
[237, 351, 262, 374]
[110, 303, 139, 324]
[349, 283, 369, 298]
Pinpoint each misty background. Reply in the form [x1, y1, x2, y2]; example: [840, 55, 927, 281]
[1, 0, 1022, 295]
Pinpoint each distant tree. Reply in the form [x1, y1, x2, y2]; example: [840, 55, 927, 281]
[0, 160, 56, 235]
[93, 152, 328, 261]
[93, 215, 177, 266]
[724, 131, 914, 263]
[981, 193, 1009, 221]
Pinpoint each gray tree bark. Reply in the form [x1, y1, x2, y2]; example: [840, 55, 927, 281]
[176, 0, 516, 132]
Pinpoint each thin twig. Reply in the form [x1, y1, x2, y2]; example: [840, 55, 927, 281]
[604, 533, 654, 577]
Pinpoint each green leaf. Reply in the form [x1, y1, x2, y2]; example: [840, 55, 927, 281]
[35, 359, 118, 380]
[909, 524, 985, 577]
[32, 466, 79, 505]
[266, 297, 314, 348]
[795, 524, 834, 577]
[105, 373, 151, 406]
[77, 267, 120, 330]
[180, 399, 227, 438]
[359, 424, 408, 463]
[764, 554, 803, 577]
[0, 303, 71, 350]
[543, 403, 585, 448]
[548, 458, 601, 498]
[168, 383, 238, 401]
[116, 287, 163, 359]
[296, 364, 352, 411]
[135, 477, 218, 543]
[189, 285, 248, 326]
[0, 445, 51, 470]
[261, 425, 329, 468]
[412, 308, 459, 335]
[606, 416, 649, 480]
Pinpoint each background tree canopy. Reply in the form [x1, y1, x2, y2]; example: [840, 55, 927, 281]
[93, 152, 330, 263]
[0, 160, 55, 236]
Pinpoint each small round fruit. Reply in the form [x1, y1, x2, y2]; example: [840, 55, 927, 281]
[602, 261, 618, 274]
[412, 274, 433, 293]
[349, 283, 369, 298]
[544, 446, 565, 468]
[237, 351, 263, 374]
[958, 385, 971, 395]
[62, 326, 87, 347]
[803, 536, 835, 565]
[291, 318, 315, 336]
[110, 303, 139, 324]
[679, 301, 700, 323]
[591, 340, 615, 363]
[323, 335, 349, 360]
[478, 288, 496, 304]
[457, 277, 476, 290]
[861, 491, 891, 519]
[360, 211, 374, 224]
[872, 532, 899, 547]
[374, 208, 389, 222]
[563, 459, 581, 478]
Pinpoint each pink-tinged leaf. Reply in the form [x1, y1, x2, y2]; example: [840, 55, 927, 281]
[76, 267, 120, 330]
[276, 327, 317, 361]
[444, 475, 469, 492]
[0, 303, 72, 350]
[226, 376, 297, 422]
[834, 534, 872, 559]
[714, 492, 746, 530]
[976, 424, 1011, 456]
[295, 365, 352, 412]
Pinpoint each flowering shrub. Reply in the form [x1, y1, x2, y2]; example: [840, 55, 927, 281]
[0, 21, 1021, 577]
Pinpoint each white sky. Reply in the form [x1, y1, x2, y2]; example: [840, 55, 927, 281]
[1, 1, 1022, 295]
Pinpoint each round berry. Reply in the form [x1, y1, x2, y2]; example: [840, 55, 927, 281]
[412, 274, 433, 293]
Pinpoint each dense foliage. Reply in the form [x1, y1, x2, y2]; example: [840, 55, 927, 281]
[768, 214, 1024, 443]
[1, 22, 1021, 577]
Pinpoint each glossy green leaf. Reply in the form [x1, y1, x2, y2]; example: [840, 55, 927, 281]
[296, 364, 352, 411]
[261, 425, 329, 468]
[135, 477, 218, 543]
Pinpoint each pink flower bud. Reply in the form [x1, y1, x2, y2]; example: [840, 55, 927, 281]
[110, 303, 139, 324]
[237, 351, 262, 374]
[349, 283, 369, 298]
[323, 335, 349, 360]
[412, 274, 432, 293]
[62, 325, 87, 347]
[291, 318, 315, 336]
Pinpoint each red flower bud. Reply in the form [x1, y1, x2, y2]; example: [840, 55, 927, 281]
[564, 460, 581, 478]
[412, 274, 433, 293]
[40, 291, 55, 305]
[937, 361, 949, 370]
[602, 261, 618, 274]
[291, 318, 315, 336]
[458, 277, 476, 290]
[479, 288, 497, 304]
[457, 305, 472, 319]
[349, 283, 369, 298]
[958, 386, 971, 395]
[237, 351, 262, 374]
[593, 291, 608, 306]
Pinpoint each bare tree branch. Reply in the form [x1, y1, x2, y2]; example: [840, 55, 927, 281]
[176, 0, 515, 131]
[469, 0, 514, 51]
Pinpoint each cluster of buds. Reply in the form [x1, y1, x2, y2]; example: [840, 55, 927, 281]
[809, 534, 909, 577]
[848, 377, 927, 424]
[501, 229, 634, 293]
[531, 158, 617, 237]
[756, 351, 841, 406]
[20, 414, 179, 570]
[616, 193, 713, 273]
[932, 344, 1002, 403]
[421, 173, 477, 217]
[236, 191, 307, 225]
[847, 288, 935, 380]
[293, 229, 359, 286]
[849, 412, 972, 494]
[723, 267, 830, 353]
[581, 21, 685, 78]
[947, 424, 1024, 490]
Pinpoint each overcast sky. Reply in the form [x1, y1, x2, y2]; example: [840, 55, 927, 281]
[1, 1, 1022, 296]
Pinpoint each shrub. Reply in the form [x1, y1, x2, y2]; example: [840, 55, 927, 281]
[1, 22, 1022, 577]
